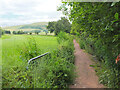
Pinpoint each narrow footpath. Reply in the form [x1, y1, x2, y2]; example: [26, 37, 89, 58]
[69, 39, 105, 88]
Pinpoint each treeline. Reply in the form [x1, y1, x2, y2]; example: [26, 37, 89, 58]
[47, 17, 71, 35]
[0, 29, 48, 35]
[59, 2, 120, 88]
[2, 30, 25, 35]
[13, 30, 45, 35]
[12, 30, 48, 35]
[0, 27, 11, 35]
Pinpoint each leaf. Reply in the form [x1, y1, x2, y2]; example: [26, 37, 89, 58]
[64, 74, 67, 77]
[90, 65, 95, 67]
[111, 2, 117, 6]
[111, 20, 117, 24]
[114, 13, 119, 20]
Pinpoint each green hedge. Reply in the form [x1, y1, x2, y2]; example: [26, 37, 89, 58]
[60, 2, 120, 88]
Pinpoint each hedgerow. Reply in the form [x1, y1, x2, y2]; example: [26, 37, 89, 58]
[60, 2, 120, 88]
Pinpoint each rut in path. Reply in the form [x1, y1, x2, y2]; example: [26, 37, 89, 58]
[69, 39, 105, 88]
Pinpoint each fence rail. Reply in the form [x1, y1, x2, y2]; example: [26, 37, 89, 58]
[28, 52, 49, 64]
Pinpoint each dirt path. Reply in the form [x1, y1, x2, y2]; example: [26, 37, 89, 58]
[69, 39, 105, 88]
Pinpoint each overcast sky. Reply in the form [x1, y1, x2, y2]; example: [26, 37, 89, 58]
[0, 0, 64, 27]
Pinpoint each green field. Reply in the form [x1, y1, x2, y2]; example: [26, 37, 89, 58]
[1, 35, 58, 87]
[2, 35, 58, 78]
[2, 35, 58, 66]
[1, 33, 75, 88]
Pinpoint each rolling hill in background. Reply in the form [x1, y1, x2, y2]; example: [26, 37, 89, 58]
[3, 22, 48, 32]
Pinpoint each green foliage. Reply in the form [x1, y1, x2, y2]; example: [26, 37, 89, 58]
[47, 17, 71, 35]
[20, 37, 41, 61]
[4, 30, 11, 34]
[29, 32, 32, 35]
[57, 31, 69, 44]
[2, 34, 75, 88]
[17, 30, 24, 34]
[31, 32, 75, 88]
[33, 39, 75, 88]
[55, 17, 71, 35]
[2, 35, 58, 88]
[13, 30, 24, 34]
[33, 32, 75, 88]
[34, 30, 41, 35]
[43, 30, 48, 35]
[0, 27, 8, 36]
[93, 61, 120, 88]
[60, 2, 120, 88]
[47, 21, 56, 33]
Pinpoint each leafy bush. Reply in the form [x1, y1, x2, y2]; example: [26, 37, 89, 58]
[57, 31, 69, 44]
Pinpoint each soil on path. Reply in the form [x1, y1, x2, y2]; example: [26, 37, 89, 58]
[69, 39, 105, 88]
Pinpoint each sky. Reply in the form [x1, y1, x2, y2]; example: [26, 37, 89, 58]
[0, 0, 64, 27]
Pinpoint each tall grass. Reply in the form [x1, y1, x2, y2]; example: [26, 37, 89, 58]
[2, 34, 75, 88]
[2, 35, 58, 88]
[31, 32, 75, 88]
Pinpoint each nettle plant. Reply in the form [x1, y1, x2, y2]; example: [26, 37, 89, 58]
[20, 37, 41, 62]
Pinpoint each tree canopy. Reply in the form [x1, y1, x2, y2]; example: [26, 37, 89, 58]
[47, 17, 71, 35]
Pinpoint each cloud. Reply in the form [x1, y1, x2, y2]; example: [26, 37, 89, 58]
[0, 0, 64, 27]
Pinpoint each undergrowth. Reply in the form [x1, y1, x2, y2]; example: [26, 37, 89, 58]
[2, 32, 75, 88]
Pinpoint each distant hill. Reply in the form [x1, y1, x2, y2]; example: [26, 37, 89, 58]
[3, 22, 48, 32]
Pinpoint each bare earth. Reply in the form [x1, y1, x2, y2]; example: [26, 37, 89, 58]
[69, 39, 105, 88]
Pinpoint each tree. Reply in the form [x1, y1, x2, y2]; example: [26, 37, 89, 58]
[35, 30, 41, 35]
[17, 30, 24, 34]
[47, 17, 71, 35]
[5, 30, 11, 34]
[29, 32, 32, 35]
[43, 30, 48, 35]
[2, 30, 4, 35]
[13, 31, 17, 34]
[24, 31, 29, 34]
[47, 21, 56, 33]
[55, 17, 71, 35]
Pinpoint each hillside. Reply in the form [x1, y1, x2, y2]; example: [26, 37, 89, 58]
[3, 22, 48, 32]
